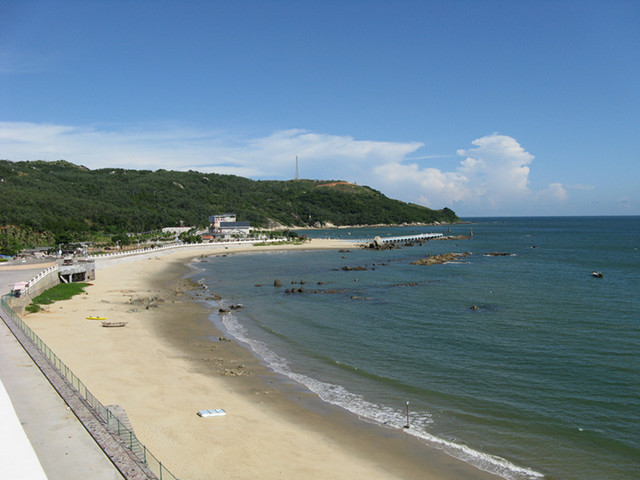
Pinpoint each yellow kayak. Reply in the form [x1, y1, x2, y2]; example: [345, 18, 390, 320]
[86, 316, 106, 320]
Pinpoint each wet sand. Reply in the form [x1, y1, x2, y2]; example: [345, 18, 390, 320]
[22, 240, 500, 480]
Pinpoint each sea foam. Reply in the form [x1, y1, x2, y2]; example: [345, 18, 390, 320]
[218, 310, 543, 480]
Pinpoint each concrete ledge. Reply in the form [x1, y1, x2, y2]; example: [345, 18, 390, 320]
[0, 377, 48, 480]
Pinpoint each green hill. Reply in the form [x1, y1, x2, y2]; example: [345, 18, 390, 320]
[0, 159, 459, 242]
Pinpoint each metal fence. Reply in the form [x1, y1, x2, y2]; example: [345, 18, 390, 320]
[0, 295, 179, 480]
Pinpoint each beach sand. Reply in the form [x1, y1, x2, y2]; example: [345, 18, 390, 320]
[22, 240, 500, 480]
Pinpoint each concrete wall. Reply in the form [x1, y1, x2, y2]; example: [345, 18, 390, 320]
[8, 267, 60, 313]
[58, 260, 95, 283]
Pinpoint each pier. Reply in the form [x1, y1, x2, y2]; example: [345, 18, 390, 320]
[357, 233, 443, 245]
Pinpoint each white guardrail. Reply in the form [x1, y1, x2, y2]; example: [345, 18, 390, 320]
[22, 265, 59, 295]
[86, 238, 288, 260]
[12, 238, 289, 295]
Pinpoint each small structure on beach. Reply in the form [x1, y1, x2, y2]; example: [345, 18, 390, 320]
[58, 257, 95, 283]
[11, 281, 29, 298]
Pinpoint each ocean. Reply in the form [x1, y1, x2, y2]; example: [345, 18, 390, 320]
[191, 217, 639, 480]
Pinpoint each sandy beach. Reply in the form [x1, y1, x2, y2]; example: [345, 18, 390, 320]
[22, 239, 500, 480]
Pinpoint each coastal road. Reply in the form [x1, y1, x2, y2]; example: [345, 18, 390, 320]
[0, 264, 125, 480]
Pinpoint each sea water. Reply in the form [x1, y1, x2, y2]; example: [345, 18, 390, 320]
[193, 217, 639, 480]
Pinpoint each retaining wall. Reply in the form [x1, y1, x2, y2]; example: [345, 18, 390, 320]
[8, 265, 60, 312]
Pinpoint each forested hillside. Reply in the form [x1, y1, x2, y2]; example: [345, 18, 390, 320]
[0, 159, 458, 243]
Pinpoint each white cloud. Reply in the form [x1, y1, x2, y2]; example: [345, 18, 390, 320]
[456, 134, 533, 203]
[537, 182, 568, 203]
[370, 133, 565, 215]
[202, 129, 424, 182]
[372, 162, 469, 206]
[0, 122, 566, 215]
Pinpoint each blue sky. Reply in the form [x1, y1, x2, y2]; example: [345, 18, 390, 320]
[1, 0, 639, 217]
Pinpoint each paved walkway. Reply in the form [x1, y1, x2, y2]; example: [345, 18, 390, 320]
[0, 374, 47, 480]
[0, 265, 125, 480]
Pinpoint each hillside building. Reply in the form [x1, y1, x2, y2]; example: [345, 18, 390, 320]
[208, 214, 236, 229]
[207, 214, 251, 240]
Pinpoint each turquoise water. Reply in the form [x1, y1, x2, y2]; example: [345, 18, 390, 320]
[193, 217, 640, 480]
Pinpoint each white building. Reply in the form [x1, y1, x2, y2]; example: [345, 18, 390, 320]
[208, 214, 236, 229]
[207, 214, 251, 239]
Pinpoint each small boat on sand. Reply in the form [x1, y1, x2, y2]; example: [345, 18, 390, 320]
[87, 316, 106, 320]
[101, 321, 127, 327]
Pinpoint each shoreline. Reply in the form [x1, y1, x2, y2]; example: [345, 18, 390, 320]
[22, 240, 500, 480]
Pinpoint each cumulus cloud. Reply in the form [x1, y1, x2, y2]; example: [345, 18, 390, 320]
[537, 182, 568, 203]
[369, 133, 566, 215]
[0, 122, 566, 215]
[456, 134, 533, 202]
[372, 162, 468, 206]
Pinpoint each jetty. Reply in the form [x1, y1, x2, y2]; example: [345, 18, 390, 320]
[357, 233, 445, 249]
[357, 233, 443, 245]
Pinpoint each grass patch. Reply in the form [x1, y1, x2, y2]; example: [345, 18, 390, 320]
[26, 282, 89, 313]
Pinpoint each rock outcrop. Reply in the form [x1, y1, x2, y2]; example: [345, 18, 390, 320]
[411, 252, 471, 266]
